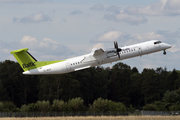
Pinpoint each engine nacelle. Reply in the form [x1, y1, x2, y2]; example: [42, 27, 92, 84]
[106, 49, 117, 58]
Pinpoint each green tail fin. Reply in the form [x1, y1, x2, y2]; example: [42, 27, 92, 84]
[11, 48, 37, 71]
[11, 48, 66, 72]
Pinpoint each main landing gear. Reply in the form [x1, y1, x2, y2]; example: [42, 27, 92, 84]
[163, 50, 166, 55]
[95, 66, 102, 72]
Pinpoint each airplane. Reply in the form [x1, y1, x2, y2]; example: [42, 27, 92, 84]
[11, 40, 172, 75]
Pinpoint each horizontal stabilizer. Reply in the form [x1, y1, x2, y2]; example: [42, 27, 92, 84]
[10, 48, 29, 54]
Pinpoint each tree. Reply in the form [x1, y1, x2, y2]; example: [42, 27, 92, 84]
[72, 67, 110, 106]
[89, 97, 126, 112]
[38, 75, 58, 102]
[132, 67, 139, 73]
[1, 59, 180, 111]
[59, 74, 82, 101]
[0, 60, 39, 107]
[0, 101, 16, 112]
[163, 90, 180, 104]
[35, 100, 50, 112]
[71, 69, 93, 105]
[67, 97, 85, 112]
[110, 62, 132, 106]
[130, 72, 143, 108]
[27, 103, 38, 112]
[163, 90, 180, 110]
[52, 99, 67, 112]
[0, 79, 9, 101]
[141, 68, 161, 104]
[169, 69, 179, 91]
[143, 104, 157, 111]
[169, 103, 180, 111]
[0, 102, 3, 112]
[20, 104, 29, 112]
[90, 68, 110, 101]
[155, 67, 170, 100]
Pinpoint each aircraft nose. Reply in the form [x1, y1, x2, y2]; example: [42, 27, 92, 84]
[163, 43, 172, 49]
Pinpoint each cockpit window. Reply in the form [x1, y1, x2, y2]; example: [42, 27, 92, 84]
[154, 41, 161, 44]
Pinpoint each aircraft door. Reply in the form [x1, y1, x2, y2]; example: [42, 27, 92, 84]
[65, 62, 71, 71]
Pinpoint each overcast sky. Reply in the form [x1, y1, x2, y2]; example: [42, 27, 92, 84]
[0, 0, 180, 72]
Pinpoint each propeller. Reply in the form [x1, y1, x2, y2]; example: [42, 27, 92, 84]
[114, 41, 122, 59]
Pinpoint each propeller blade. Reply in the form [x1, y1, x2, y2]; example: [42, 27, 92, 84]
[114, 41, 116, 49]
[114, 41, 121, 59]
[117, 52, 120, 59]
[116, 41, 118, 49]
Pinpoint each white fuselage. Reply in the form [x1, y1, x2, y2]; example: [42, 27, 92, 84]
[23, 40, 172, 75]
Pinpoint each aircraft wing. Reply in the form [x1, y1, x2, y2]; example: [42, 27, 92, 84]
[75, 66, 91, 71]
[92, 48, 105, 56]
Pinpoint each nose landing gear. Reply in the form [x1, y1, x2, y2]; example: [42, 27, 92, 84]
[163, 50, 166, 55]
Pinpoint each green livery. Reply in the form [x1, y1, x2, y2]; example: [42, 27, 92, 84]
[11, 48, 65, 71]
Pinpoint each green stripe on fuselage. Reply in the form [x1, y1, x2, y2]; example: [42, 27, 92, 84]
[35, 60, 65, 68]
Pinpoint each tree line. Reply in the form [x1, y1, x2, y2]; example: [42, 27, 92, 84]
[0, 60, 180, 112]
[0, 97, 127, 112]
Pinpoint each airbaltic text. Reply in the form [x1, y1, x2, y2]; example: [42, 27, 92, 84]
[22, 62, 36, 68]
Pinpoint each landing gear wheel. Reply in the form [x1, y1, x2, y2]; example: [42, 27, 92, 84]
[96, 67, 102, 72]
[163, 50, 166, 55]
